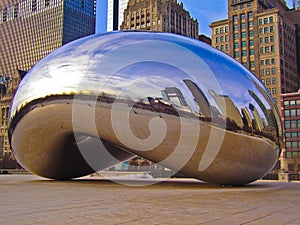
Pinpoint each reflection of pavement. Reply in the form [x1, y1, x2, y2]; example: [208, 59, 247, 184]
[1, 175, 300, 224]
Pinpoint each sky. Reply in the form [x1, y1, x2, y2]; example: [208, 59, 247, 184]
[96, 0, 294, 37]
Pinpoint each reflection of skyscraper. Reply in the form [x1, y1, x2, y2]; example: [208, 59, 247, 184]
[183, 79, 211, 118]
[248, 90, 277, 129]
[241, 108, 252, 129]
[161, 87, 187, 107]
[209, 90, 244, 128]
[249, 103, 265, 131]
[107, 0, 129, 31]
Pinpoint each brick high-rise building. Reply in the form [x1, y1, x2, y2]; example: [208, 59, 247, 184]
[281, 91, 300, 174]
[0, 0, 96, 158]
[120, 0, 198, 39]
[210, 0, 299, 111]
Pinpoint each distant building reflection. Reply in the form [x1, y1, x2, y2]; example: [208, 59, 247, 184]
[183, 79, 211, 120]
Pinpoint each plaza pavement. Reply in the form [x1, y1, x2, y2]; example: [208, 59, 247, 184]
[0, 174, 300, 225]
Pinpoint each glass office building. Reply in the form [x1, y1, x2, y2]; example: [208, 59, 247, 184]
[0, 0, 96, 157]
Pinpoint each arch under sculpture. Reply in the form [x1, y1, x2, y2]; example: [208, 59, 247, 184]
[9, 32, 282, 185]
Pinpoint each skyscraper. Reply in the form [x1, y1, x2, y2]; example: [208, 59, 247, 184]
[0, 0, 96, 157]
[210, 0, 299, 111]
[107, 0, 129, 31]
[120, 0, 198, 39]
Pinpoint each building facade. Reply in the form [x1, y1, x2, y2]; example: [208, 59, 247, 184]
[0, 0, 96, 158]
[107, 0, 129, 31]
[210, 0, 299, 112]
[281, 91, 300, 174]
[120, 0, 198, 39]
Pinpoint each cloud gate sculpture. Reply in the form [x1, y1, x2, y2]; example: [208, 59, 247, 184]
[8, 32, 282, 185]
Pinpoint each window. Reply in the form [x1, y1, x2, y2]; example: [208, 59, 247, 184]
[272, 77, 276, 84]
[225, 26, 229, 32]
[249, 30, 254, 37]
[285, 110, 290, 116]
[261, 69, 265, 75]
[249, 21, 253, 27]
[247, 3, 251, 8]
[234, 42, 239, 49]
[264, 27, 269, 33]
[233, 15, 238, 21]
[220, 36, 224, 42]
[291, 109, 296, 116]
[242, 41, 246, 47]
[261, 60, 264, 65]
[240, 4, 244, 9]
[271, 46, 275, 52]
[286, 132, 291, 138]
[220, 45, 224, 51]
[265, 37, 269, 43]
[292, 141, 297, 147]
[242, 32, 246, 38]
[250, 40, 254, 46]
[285, 121, 290, 129]
[266, 68, 270, 75]
[242, 50, 247, 56]
[272, 88, 276, 94]
[259, 28, 263, 34]
[225, 35, 229, 41]
[250, 49, 254, 55]
[272, 68, 276, 74]
[260, 38, 263, 44]
[271, 58, 275, 64]
[259, 19, 263, 25]
[234, 33, 239, 39]
[266, 78, 271, 85]
[265, 46, 269, 53]
[284, 100, 289, 106]
[216, 37, 219, 43]
[248, 12, 253, 18]
[269, 16, 273, 23]
[250, 61, 254, 67]
[241, 23, 246, 29]
[234, 52, 239, 58]
[234, 24, 238, 31]
[226, 44, 229, 51]
[241, 14, 245, 20]
[270, 25, 274, 32]
[220, 27, 224, 33]
[260, 47, 264, 53]
[264, 18, 268, 24]
[270, 36, 274, 42]
[261, 79, 265, 84]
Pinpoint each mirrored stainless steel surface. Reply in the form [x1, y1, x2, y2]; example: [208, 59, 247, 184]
[9, 32, 282, 185]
